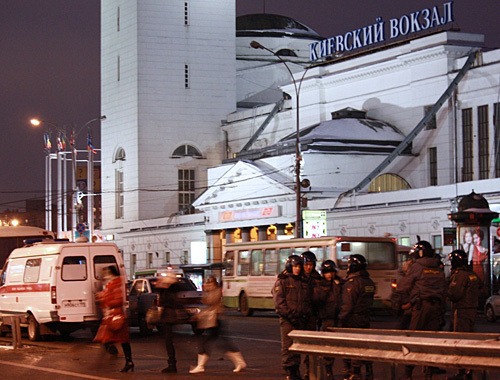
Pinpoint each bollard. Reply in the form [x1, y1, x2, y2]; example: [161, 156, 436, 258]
[3, 316, 22, 349]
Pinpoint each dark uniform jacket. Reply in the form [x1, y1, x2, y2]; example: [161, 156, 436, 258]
[338, 270, 375, 327]
[315, 275, 344, 321]
[158, 282, 185, 324]
[305, 270, 322, 317]
[272, 271, 312, 326]
[397, 256, 447, 305]
[448, 267, 480, 309]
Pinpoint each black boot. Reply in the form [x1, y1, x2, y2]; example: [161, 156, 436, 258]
[364, 362, 373, 380]
[161, 360, 177, 373]
[120, 360, 134, 373]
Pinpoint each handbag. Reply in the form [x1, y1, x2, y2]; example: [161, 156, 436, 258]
[108, 313, 125, 331]
[145, 305, 164, 326]
[197, 308, 218, 329]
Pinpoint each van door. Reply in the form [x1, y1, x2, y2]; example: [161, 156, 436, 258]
[57, 246, 95, 322]
[89, 245, 125, 308]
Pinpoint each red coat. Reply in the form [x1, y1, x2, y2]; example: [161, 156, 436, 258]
[93, 277, 130, 344]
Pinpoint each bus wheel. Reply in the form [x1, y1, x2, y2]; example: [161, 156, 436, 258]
[27, 315, 41, 341]
[239, 292, 253, 317]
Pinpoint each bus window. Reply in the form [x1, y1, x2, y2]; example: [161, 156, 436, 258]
[263, 249, 278, 275]
[278, 248, 292, 272]
[309, 247, 327, 263]
[238, 250, 250, 276]
[251, 249, 263, 276]
[224, 251, 234, 276]
[293, 247, 307, 255]
[337, 241, 396, 270]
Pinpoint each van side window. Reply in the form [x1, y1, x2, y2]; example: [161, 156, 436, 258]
[24, 258, 42, 283]
[94, 255, 118, 280]
[62, 256, 87, 281]
[0, 262, 8, 286]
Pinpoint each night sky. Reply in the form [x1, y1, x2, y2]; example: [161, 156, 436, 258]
[1, 0, 499, 212]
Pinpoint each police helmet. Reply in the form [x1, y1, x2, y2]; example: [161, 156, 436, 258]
[301, 251, 317, 264]
[285, 254, 304, 273]
[347, 254, 367, 274]
[411, 240, 434, 258]
[320, 260, 337, 274]
[449, 249, 468, 270]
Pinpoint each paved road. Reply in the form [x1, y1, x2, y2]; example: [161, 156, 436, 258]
[0, 311, 499, 379]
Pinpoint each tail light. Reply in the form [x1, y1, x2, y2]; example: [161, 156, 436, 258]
[391, 279, 398, 289]
[51, 286, 57, 304]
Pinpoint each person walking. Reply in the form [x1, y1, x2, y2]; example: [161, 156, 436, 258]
[93, 265, 134, 373]
[395, 240, 447, 380]
[156, 272, 184, 374]
[447, 249, 480, 380]
[189, 276, 246, 374]
[272, 254, 312, 380]
[315, 260, 343, 379]
[338, 254, 375, 380]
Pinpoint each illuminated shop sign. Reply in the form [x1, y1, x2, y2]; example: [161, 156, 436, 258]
[218, 206, 279, 222]
[303, 210, 327, 238]
[310, 1, 454, 62]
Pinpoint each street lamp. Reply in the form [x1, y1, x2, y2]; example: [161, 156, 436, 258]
[250, 41, 310, 238]
[31, 116, 106, 240]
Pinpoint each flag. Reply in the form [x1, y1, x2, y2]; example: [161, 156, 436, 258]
[87, 130, 97, 154]
[70, 129, 76, 147]
[57, 132, 66, 151]
[44, 133, 52, 153]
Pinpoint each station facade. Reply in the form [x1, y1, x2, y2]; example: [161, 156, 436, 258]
[99, 2, 500, 277]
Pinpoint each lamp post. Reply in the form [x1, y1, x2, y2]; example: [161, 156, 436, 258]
[31, 116, 106, 240]
[250, 41, 310, 238]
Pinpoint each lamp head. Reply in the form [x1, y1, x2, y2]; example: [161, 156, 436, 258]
[250, 41, 264, 50]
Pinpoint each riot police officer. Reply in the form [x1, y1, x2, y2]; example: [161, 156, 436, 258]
[316, 260, 343, 379]
[396, 241, 447, 380]
[301, 251, 322, 380]
[272, 255, 312, 380]
[338, 254, 375, 380]
[447, 249, 480, 380]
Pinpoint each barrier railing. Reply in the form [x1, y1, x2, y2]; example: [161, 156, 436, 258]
[289, 328, 500, 380]
[0, 312, 25, 349]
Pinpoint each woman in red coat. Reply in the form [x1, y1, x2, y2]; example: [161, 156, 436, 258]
[93, 265, 134, 372]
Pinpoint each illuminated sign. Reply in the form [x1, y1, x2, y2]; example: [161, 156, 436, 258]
[303, 209, 327, 238]
[218, 206, 279, 222]
[310, 2, 454, 62]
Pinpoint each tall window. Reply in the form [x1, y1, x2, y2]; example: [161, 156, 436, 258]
[184, 64, 189, 88]
[131, 254, 136, 279]
[478, 105, 489, 179]
[148, 252, 153, 269]
[462, 108, 473, 181]
[424, 105, 437, 130]
[178, 169, 195, 214]
[117, 56, 120, 82]
[115, 169, 124, 218]
[495, 103, 500, 177]
[428, 147, 437, 186]
[117, 7, 120, 31]
[165, 251, 171, 265]
[184, 2, 189, 25]
[114, 147, 126, 219]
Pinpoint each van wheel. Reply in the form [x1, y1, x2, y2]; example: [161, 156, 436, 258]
[138, 315, 153, 336]
[239, 292, 253, 317]
[27, 315, 41, 341]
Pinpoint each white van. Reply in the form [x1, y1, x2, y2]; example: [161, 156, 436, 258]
[0, 240, 126, 340]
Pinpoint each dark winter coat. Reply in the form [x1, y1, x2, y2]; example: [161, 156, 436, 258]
[338, 270, 375, 327]
[272, 271, 312, 326]
[448, 267, 480, 309]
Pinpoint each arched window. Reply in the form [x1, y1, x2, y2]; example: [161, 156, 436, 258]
[368, 174, 411, 193]
[276, 49, 297, 57]
[172, 144, 202, 158]
[113, 147, 126, 162]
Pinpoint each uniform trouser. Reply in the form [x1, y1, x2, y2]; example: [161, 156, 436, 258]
[303, 316, 318, 375]
[280, 317, 301, 371]
[404, 300, 443, 377]
[342, 316, 370, 376]
[320, 319, 336, 368]
[451, 308, 476, 332]
[164, 323, 176, 365]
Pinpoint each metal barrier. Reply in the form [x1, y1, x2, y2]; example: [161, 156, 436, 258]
[289, 328, 500, 380]
[0, 312, 25, 349]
